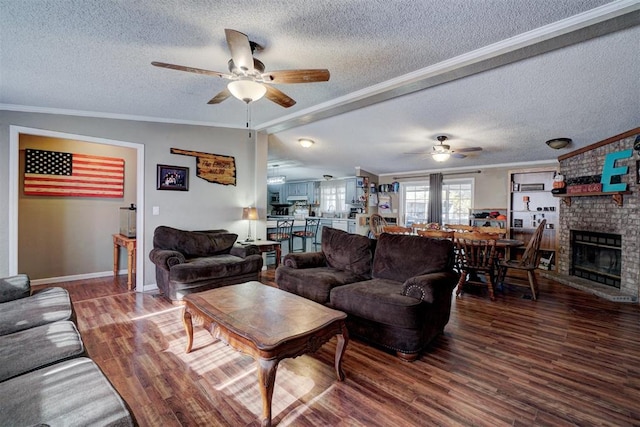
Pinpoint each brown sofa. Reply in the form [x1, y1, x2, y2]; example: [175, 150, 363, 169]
[276, 227, 458, 361]
[149, 226, 264, 302]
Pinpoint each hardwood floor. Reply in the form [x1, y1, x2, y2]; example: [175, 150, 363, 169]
[36, 271, 640, 426]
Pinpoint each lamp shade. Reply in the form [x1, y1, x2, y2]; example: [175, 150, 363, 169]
[228, 80, 267, 103]
[242, 207, 259, 220]
[432, 152, 450, 162]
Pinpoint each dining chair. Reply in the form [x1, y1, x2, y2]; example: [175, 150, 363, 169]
[454, 231, 499, 300]
[416, 229, 455, 240]
[369, 214, 388, 238]
[445, 224, 477, 232]
[475, 226, 506, 237]
[496, 219, 546, 300]
[382, 225, 413, 234]
[411, 222, 440, 233]
[292, 218, 321, 252]
[267, 219, 295, 253]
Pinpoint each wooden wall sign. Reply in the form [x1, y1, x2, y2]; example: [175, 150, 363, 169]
[170, 148, 236, 186]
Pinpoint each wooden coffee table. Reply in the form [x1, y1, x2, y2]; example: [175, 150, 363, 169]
[182, 281, 348, 427]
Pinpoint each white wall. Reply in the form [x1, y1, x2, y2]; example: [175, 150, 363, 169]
[0, 111, 257, 288]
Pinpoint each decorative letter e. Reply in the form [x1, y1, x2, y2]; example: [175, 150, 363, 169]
[600, 149, 632, 192]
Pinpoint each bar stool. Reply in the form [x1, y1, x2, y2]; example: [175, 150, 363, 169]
[267, 219, 294, 253]
[292, 218, 321, 252]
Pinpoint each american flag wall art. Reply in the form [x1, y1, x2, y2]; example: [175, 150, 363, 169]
[24, 149, 125, 198]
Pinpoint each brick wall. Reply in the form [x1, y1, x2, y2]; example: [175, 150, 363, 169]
[557, 130, 640, 297]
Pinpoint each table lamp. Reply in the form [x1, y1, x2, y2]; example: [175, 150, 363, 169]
[242, 207, 259, 242]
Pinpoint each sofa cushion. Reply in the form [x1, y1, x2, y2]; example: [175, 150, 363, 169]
[0, 274, 31, 303]
[373, 233, 454, 282]
[0, 320, 84, 382]
[330, 279, 423, 329]
[0, 357, 135, 426]
[169, 254, 262, 284]
[0, 287, 73, 336]
[321, 227, 374, 277]
[277, 266, 368, 304]
[153, 226, 238, 257]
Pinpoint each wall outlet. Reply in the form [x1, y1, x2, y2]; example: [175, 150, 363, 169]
[152, 206, 159, 216]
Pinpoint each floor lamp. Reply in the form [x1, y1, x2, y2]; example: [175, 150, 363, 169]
[242, 207, 259, 242]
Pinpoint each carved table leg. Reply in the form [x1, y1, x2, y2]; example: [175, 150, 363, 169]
[257, 358, 279, 427]
[182, 308, 194, 354]
[334, 322, 349, 381]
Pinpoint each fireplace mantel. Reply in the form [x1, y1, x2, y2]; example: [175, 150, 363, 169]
[553, 190, 632, 207]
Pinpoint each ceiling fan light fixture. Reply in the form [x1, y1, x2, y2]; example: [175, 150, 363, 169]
[227, 79, 266, 103]
[298, 138, 314, 148]
[432, 152, 451, 162]
[545, 137, 572, 149]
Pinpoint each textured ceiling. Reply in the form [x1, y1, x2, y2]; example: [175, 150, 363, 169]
[1, 0, 639, 181]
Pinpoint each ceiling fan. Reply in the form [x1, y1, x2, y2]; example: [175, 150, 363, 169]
[406, 135, 483, 162]
[152, 29, 330, 108]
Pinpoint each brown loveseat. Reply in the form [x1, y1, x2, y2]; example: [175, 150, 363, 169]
[149, 226, 263, 302]
[276, 227, 458, 361]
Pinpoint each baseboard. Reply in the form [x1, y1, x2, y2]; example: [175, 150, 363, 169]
[31, 270, 117, 286]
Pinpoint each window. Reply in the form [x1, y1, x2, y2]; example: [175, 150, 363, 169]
[320, 180, 347, 214]
[442, 179, 473, 224]
[400, 178, 473, 225]
[402, 183, 430, 225]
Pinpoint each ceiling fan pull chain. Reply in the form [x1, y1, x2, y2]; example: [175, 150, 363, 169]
[246, 103, 252, 138]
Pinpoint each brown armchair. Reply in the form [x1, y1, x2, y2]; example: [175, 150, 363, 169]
[149, 226, 263, 302]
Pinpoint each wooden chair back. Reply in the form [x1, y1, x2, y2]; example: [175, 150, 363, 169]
[369, 214, 388, 238]
[475, 226, 506, 237]
[454, 232, 498, 271]
[445, 224, 476, 232]
[519, 220, 546, 267]
[383, 225, 413, 235]
[417, 229, 455, 240]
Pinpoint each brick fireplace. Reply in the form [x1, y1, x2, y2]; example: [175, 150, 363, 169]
[544, 128, 640, 302]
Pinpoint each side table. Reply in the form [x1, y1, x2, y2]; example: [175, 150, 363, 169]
[242, 240, 282, 268]
[112, 234, 136, 290]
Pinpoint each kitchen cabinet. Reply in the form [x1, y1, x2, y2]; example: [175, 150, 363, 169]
[286, 182, 307, 197]
[507, 167, 559, 270]
[345, 178, 357, 205]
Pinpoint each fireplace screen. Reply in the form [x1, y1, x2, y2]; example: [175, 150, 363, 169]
[571, 230, 621, 288]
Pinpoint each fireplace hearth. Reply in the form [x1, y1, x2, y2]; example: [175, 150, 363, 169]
[571, 230, 621, 288]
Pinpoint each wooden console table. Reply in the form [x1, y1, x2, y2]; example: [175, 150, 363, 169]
[112, 234, 136, 290]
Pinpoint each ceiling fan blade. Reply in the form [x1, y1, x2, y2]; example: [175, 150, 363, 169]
[151, 61, 231, 79]
[403, 152, 429, 155]
[264, 85, 296, 108]
[207, 88, 232, 104]
[225, 29, 254, 74]
[455, 147, 483, 153]
[262, 69, 330, 84]
[451, 153, 467, 159]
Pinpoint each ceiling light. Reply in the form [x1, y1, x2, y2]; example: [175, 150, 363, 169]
[323, 174, 333, 180]
[432, 152, 451, 162]
[227, 80, 267, 103]
[299, 138, 314, 148]
[545, 138, 572, 149]
[266, 175, 286, 185]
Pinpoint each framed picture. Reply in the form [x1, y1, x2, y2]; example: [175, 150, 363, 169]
[157, 164, 189, 191]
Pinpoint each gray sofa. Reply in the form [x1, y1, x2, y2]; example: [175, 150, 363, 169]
[0, 274, 136, 426]
[149, 226, 264, 302]
[276, 227, 459, 361]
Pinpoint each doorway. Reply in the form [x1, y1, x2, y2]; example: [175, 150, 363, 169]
[9, 126, 145, 291]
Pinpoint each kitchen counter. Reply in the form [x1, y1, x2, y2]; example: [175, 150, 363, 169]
[266, 217, 355, 228]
